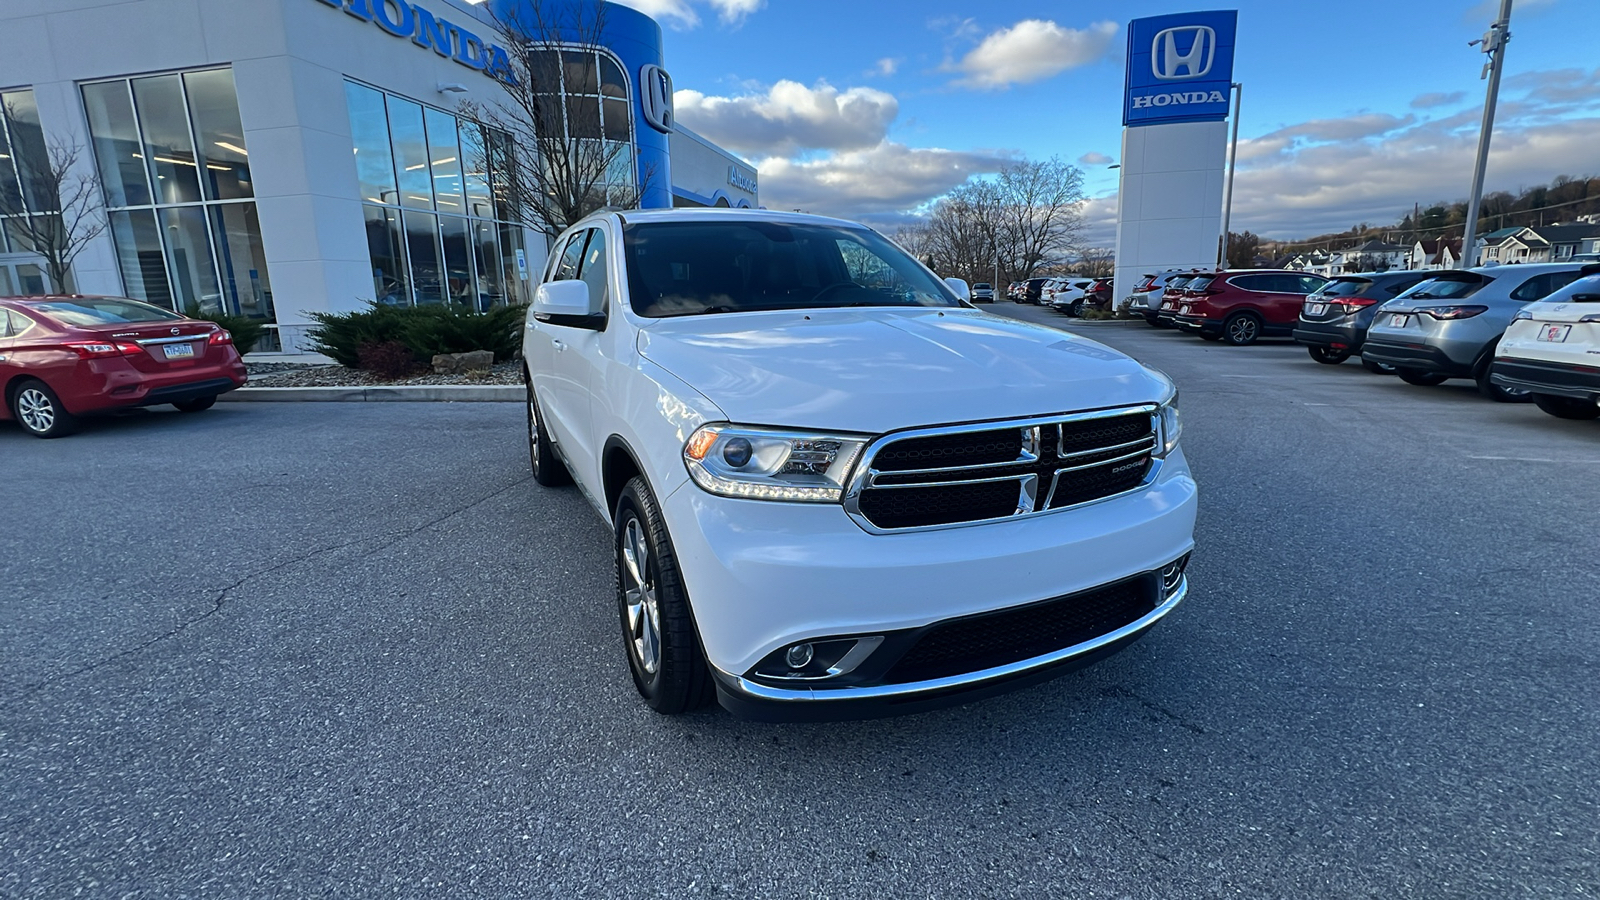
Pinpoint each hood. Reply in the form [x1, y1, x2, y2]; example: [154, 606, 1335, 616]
[637, 307, 1169, 434]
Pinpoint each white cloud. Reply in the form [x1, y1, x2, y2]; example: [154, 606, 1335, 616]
[1411, 91, 1466, 110]
[870, 58, 900, 77]
[675, 81, 900, 156]
[1078, 152, 1114, 166]
[708, 0, 763, 23]
[951, 19, 1119, 90]
[757, 142, 1011, 221]
[609, 0, 764, 29]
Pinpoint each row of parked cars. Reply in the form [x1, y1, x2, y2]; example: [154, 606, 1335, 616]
[1127, 263, 1600, 420]
[1007, 276, 1113, 316]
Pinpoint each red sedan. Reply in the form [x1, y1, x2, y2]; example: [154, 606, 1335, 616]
[1, 295, 248, 438]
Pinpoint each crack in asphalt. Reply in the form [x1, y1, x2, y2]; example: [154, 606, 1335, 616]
[1101, 684, 1208, 735]
[5, 475, 534, 707]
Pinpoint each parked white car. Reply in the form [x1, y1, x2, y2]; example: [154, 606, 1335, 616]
[522, 209, 1197, 720]
[1044, 278, 1095, 310]
[1490, 265, 1600, 420]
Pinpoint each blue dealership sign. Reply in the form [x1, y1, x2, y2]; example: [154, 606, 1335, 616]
[1124, 10, 1237, 127]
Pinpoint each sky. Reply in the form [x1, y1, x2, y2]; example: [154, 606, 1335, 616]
[602, 0, 1596, 244]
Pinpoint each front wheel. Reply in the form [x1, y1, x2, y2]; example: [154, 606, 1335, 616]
[11, 379, 79, 438]
[173, 396, 216, 413]
[1396, 369, 1449, 386]
[525, 377, 571, 486]
[615, 477, 714, 714]
[1222, 313, 1262, 346]
[1532, 394, 1600, 420]
[1307, 346, 1350, 365]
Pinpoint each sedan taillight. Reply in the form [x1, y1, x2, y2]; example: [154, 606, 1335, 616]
[65, 341, 143, 359]
[208, 329, 233, 346]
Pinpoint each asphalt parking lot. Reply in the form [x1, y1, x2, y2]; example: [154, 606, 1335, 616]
[4, 307, 1598, 898]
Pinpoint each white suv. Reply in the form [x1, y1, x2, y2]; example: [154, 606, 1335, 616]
[1490, 266, 1600, 420]
[521, 209, 1197, 720]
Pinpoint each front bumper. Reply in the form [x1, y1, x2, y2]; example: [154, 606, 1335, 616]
[1491, 357, 1600, 401]
[659, 448, 1199, 720]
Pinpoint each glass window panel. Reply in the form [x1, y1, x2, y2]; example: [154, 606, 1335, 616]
[386, 98, 434, 210]
[109, 208, 174, 308]
[4, 216, 37, 252]
[81, 81, 152, 208]
[578, 227, 608, 309]
[567, 95, 602, 140]
[500, 222, 527, 305]
[2, 90, 55, 212]
[599, 55, 627, 99]
[604, 142, 633, 185]
[489, 130, 517, 222]
[404, 210, 443, 304]
[184, 69, 253, 201]
[131, 75, 203, 205]
[346, 82, 398, 205]
[602, 98, 631, 142]
[161, 206, 222, 314]
[0, 119, 20, 220]
[364, 204, 409, 305]
[527, 50, 561, 93]
[210, 203, 273, 320]
[16, 263, 47, 295]
[440, 215, 474, 307]
[0, 268, 13, 295]
[459, 123, 494, 219]
[472, 219, 503, 310]
[532, 94, 563, 135]
[562, 51, 598, 94]
[424, 108, 465, 215]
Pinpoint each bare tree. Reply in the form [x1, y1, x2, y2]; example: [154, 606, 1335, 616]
[458, 0, 654, 239]
[0, 111, 105, 293]
[914, 156, 1087, 285]
[1075, 247, 1115, 278]
[997, 158, 1086, 278]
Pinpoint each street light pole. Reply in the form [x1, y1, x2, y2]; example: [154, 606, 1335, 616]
[1459, 0, 1514, 269]
[1219, 82, 1243, 268]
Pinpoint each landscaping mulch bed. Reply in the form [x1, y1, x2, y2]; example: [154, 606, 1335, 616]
[244, 360, 522, 388]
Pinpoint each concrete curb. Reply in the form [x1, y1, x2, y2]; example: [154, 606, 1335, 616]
[220, 385, 521, 403]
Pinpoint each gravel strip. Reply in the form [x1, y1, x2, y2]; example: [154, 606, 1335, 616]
[245, 360, 522, 387]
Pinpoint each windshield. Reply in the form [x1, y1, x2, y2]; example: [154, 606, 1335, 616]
[1539, 272, 1600, 303]
[622, 220, 962, 317]
[1184, 275, 1217, 292]
[1166, 277, 1197, 292]
[28, 298, 183, 326]
[1396, 276, 1487, 301]
[1314, 278, 1372, 298]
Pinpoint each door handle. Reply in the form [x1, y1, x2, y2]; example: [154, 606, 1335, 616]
[552, 339, 566, 352]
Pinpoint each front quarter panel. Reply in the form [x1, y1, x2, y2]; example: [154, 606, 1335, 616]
[595, 351, 726, 524]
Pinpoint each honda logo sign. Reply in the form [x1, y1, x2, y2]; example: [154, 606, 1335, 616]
[1151, 26, 1216, 80]
[1124, 10, 1237, 127]
[640, 64, 673, 134]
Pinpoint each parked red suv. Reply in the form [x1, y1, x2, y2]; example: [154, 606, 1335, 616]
[1, 295, 248, 438]
[1172, 270, 1330, 345]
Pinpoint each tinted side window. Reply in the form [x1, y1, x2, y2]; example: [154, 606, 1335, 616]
[553, 232, 589, 281]
[577, 228, 610, 310]
[1509, 273, 1552, 302]
[1229, 274, 1275, 292]
[1543, 270, 1585, 297]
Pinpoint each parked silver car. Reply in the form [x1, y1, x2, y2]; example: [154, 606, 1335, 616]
[1361, 262, 1591, 401]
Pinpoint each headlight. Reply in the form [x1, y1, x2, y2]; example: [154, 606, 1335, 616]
[1149, 371, 1181, 458]
[683, 424, 868, 502]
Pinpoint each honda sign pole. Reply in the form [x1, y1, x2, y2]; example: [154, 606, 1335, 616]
[1459, 0, 1513, 269]
[1219, 82, 1242, 267]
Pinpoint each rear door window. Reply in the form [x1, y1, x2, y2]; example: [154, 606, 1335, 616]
[1227, 274, 1274, 292]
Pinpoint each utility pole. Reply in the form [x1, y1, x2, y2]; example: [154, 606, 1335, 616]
[1459, 0, 1513, 268]
[1219, 82, 1243, 268]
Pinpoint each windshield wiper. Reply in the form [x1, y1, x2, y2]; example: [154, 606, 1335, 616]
[691, 305, 738, 315]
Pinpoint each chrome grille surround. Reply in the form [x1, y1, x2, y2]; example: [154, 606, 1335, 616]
[843, 405, 1162, 534]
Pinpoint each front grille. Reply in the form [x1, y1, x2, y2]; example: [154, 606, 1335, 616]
[850, 409, 1157, 530]
[884, 578, 1157, 683]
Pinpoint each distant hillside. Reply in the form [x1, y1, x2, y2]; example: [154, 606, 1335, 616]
[1262, 174, 1600, 255]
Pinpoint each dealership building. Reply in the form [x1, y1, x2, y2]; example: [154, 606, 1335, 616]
[0, 0, 758, 352]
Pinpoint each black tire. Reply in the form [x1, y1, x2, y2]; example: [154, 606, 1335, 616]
[173, 396, 216, 413]
[1198, 332, 1222, 342]
[1361, 358, 1396, 374]
[1145, 315, 1163, 328]
[1532, 394, 1600, 420]
[524, 376, 571, 486]
[1222, 313, 1262, 346]
[10, 379, 79, 438]
[1476, 361, 1531, 403]
[1069, 299, 1086, 317]
[614, 477, 714, 715]
[1396, 369, 1449, 386]
[1307, 346, 1351, 365]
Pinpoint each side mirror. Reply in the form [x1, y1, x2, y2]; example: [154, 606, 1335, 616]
[944, 278, 971, 302]
[534, 280, 604, 328]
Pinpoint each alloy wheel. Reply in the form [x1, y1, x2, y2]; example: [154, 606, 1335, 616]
[620, 516, 662, 675]
[525, 382, 540, 468]
[1228, 317, 1259, 344]
[16, 388, 55, 433]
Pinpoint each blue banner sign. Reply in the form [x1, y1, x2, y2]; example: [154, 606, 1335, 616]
[1124, 10, 1237, 127]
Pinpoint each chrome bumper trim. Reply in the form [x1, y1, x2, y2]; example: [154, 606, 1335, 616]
[715, 576, 1188, 704]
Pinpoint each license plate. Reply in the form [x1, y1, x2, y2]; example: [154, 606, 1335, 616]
[1306, 302, 1327, 316]
[1181, 305, 1191, 315]
[1537, 324, 1571, 343]
[1388, 314, 1407, 327]
[162, 342, 196, 359]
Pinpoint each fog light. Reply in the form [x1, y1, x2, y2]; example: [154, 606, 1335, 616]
[1161, 555, 1190, 596]
[785, 643, 814, 669]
